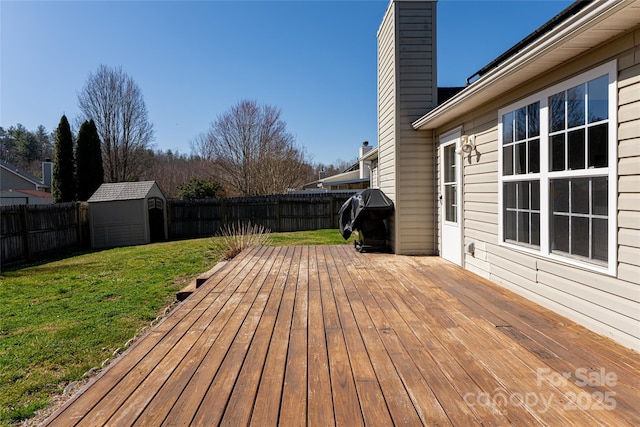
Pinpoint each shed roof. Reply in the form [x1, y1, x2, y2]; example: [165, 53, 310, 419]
[88, 181, 159, 202]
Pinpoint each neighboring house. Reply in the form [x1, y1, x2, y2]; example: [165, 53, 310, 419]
[88, 181, 167, 249]
[375, 0, 639, 349]
[0, 160, 53, 205]
[0, 189, 52, 206]
[303, 141, 375, 190]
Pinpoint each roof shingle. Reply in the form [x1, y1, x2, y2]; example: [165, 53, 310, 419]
[88, 181, 157, 202]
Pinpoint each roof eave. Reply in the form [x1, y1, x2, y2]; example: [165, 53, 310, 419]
[360, 147, 379, 161]
[412, 0, 634, 131]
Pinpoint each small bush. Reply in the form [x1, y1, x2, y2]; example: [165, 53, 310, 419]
[211, 222, 272, 260]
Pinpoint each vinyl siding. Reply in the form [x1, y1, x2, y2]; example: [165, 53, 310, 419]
[618, 37, 640, 288]
[434, 28, 640, 349]
[0, 168, 39, 191]
[377, 3, 396, 207]
[90, 199, 148, 248]
[377, 0, 437, 255]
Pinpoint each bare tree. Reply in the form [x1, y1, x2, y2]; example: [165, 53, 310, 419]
[140, 150, 227, 199]
[77, 64, 154, 182]
[191, 100, 309, 196]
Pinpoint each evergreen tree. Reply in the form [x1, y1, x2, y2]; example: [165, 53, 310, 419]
[76, 119, 104, 200]
[52, 115, 76, 203]
[177, 177, 221, 200]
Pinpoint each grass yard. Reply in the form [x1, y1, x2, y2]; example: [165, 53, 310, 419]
[0, 229, 350, 426]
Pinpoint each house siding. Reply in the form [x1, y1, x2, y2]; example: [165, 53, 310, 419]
[0, 168, 39, 191]
[377, 0, 437, 255]
[377, 2, 396, 209]
[434, 28, 640, 349]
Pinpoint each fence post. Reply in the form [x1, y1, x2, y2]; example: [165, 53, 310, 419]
[20, 205, 31, 262]
[167, 200, 172, 240]
[276, 199, 281, 232]
[330, 197, 336, 229]
[221, 199, 227, 226]
[75, 202, 82, 249]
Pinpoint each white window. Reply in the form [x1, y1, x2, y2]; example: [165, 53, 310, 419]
[498, 61, 617, 274]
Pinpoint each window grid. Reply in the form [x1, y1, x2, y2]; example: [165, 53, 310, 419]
[550, 177, 608, 263]
[549, 76, 609, 172]
[498, 62, 615, 273]
[504, 181, 540, 247]
[503, 102, 540, 176]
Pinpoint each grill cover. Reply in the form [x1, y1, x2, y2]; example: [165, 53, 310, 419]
[338, 188, 394, 239]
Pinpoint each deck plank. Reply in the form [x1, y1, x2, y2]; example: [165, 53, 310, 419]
[318, 246, 364, 427]
[306, 246, 335, 426]
[161, 246, 288, 426]
[328, 246, 394, 427]
[42, 245, 640, 427]
[279, 246, 310, 426]
[247, 246, 300, 426]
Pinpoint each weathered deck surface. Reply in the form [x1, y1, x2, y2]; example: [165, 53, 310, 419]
[44, 245, 640, 426]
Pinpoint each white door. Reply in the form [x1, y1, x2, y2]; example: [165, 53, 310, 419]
[440, 131, 462, 265]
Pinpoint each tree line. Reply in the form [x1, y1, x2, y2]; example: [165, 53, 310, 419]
[2, 65, 357, 201]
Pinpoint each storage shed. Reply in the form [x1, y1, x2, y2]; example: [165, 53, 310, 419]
[88, 181, 167, 249]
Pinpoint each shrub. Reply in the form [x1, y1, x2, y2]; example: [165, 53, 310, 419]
[211, 222, 271, 260]
[177, 177, 221, 200]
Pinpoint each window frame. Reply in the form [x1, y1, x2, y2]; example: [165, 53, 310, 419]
[498, 60, 617, 275]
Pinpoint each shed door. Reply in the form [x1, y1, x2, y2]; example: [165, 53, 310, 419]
[440, 132, 462, 266]
[148, 197, 165, 242]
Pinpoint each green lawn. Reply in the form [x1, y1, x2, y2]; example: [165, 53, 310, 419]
[0, 229, 349, 425]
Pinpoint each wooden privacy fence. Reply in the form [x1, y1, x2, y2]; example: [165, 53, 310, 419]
[168, 193, 353, 239]
[1, 202, 89, 268]
[1, 192, 354, 267]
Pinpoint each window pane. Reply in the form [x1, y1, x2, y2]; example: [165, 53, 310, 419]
[517, 181, 529, 209]
[588, 75, 608, 123]
[503, 112, 514, 144]
[445, 184, 456, 222]
[551, 134, 565, 171]
[592, 177, 608, 216]
[588, 123, 608, 168]
[550, 92, 565, 132]
[572, 217, 589, 257]
[505, 211, 516, 241]
[592, 218, 608, 261]
[567, 84, 586, 128]
[518, 212, 530, 244]
[531, 180, 540, 211]
[551, 180, 569, 213]
[571, 178, 589, 214]
[531, 213, 540, 246]
[515, 142, 526, 174]
[568, 129, 585, 170]
[504, 182, 516, 209]
[528, 103, 540, 137]
[552, 215, 569, 253]
[503, 145, 513, 175]
[516, 107, 527, 141]
[444, 145, 455, 183]
[529, 139, 540, 173]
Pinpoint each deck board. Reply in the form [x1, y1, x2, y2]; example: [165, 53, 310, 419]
[43, 245, 640, 426]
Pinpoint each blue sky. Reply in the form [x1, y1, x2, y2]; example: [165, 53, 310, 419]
[1, 0, 573, 165]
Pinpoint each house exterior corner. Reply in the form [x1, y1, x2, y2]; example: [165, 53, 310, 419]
[377, 0, 640, 349]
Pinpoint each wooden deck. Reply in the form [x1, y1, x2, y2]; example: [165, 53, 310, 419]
[43, 245, 640, 426]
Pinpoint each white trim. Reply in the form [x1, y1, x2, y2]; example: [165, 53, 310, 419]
[439, 127, 463, 266]
[498, 60, 617, 276]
